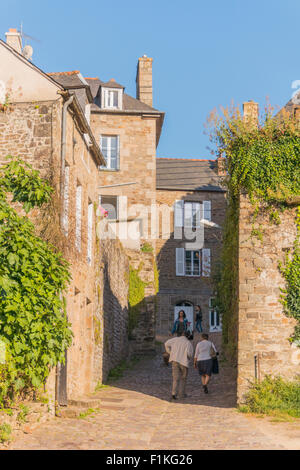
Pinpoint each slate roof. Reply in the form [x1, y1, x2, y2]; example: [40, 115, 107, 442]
[85, 78, 161, 114]
[156, 158, 226, 192]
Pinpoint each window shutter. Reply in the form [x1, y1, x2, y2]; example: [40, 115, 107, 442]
[202, 248, 211, 277]
[174, 200, 184, 228]
[176, 248, 185, 276]
[203, 201, 211, 221]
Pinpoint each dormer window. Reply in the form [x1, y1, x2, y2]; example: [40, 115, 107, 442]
[101, 87, 123, 110]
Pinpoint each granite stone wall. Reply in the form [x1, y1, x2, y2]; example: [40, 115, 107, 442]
[237, 194, 300, 402]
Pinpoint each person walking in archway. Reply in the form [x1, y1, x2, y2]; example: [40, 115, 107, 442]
[171, 309, 188, 337]
[194, 333, 218, 394]
[164, 330, 194, 400]
[195, 305, 203, 333]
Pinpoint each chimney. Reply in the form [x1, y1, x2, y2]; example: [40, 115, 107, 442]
[5, 28, 22, 54]
[217, 156, 226, 176]
[136, 55, 153, 107]
[243, 100, 259, 127]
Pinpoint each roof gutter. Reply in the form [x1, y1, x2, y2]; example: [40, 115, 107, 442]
[58, 90, 105, 167]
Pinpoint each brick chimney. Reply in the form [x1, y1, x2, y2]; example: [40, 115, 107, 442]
[243, 100, 259, 126]
[5, 28, 22, 54]
[136, 55, 153, 107]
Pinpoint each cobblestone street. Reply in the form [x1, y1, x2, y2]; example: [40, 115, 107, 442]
[8, 348, 300, 450]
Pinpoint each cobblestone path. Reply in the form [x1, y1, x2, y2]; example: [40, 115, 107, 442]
[9, 350, 300, 450]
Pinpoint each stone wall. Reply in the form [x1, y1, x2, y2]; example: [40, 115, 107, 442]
[237, 194, 300, 402]
[155, 189, 226, 336]
[94, 234, 130, 383]
[0, 101, 131, 400]
[126, 249, 157, 354]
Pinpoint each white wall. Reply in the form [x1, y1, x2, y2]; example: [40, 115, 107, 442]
[0, 43, 60, 103]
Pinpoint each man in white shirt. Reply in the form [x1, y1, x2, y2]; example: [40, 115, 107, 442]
[164, 331, 194, 400]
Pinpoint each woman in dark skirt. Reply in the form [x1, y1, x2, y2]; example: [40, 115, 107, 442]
[194, 333, 217, 393]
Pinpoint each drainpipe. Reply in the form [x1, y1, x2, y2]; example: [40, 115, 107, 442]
[60, 95, 74, 226]
[56, 95, 73, 409]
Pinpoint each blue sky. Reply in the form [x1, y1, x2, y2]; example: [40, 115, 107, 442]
[1, 0, 299, 159]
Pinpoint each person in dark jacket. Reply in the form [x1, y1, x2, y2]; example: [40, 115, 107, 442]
[195, 305, 203, 333]
[171, 310, 188, 336]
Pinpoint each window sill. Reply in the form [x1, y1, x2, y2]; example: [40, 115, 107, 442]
[99, 168, 120, 172]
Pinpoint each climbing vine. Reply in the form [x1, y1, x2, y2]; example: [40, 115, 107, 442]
[0, 156, 72, 404]
[208, 106, 300, 356]
[128, 265, 146, 338]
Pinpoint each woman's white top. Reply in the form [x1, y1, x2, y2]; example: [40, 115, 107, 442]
[194, 340, 217, 361]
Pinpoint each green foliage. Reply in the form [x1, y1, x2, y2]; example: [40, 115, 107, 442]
[107, 356, 141, 382]
[140, 242, 153, 253]
[153, 261, 159, 295]
[209, 106, 300, 203]
[0, 423, 12, 443]
[17, 404, 29, 423]
[78, 407, 100, 419]
[279, 209, 300, 344]
[128, 266, 146, 338]
[239, 375, 300, 418]
[0, 156, 72, 405]
[214, 195, 239, 361]
[209, 107, 300, 354]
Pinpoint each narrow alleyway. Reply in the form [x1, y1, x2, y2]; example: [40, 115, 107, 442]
[8, 343, 300, 450]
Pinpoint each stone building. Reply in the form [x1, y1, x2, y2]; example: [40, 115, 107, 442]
[236, 101, 300, 401]
[155, 158, 226, 346]
[0, 30, 131, 404]
[85, 56, 164, 251]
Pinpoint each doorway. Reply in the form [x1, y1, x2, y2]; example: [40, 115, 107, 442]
[174, 301, 194, 333]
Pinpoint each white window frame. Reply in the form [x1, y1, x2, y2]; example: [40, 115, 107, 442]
[99, 195, 119, 221]
[209, 298, 222, 332]
[75, 184, 82, 252]
[101, 87, 122, 110]
[176, 247, 210, 277]
[100, 135, 120, 170]
[87, 201, 93, 265]
[174, 200, 211, 228]
[185, 249, 201, 276]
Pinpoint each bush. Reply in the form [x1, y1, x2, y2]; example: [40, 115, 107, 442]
[240, 375, 300, 418]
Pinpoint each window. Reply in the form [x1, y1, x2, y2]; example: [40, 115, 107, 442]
[176, 247, 211, 277]
[174, 200, 211, 228]
[99, 195, 118, 220]
[185, 250, 201, 276]
[62, 164, 70, 235]
[209, 298, 222, 332]
[100, 136, 119, 170]
[75, 184, 82, 252]
[101, 88, 122, 109]
[87, 201, 93, 265]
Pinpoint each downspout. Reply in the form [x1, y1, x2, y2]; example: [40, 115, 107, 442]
[60, 94, 74, 226]
[56, 94, 73, 410]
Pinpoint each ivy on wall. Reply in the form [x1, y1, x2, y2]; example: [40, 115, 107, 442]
[209, 107, 300, 357]
[0, 157, 72, 405]
[128, 265, 146, 339]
